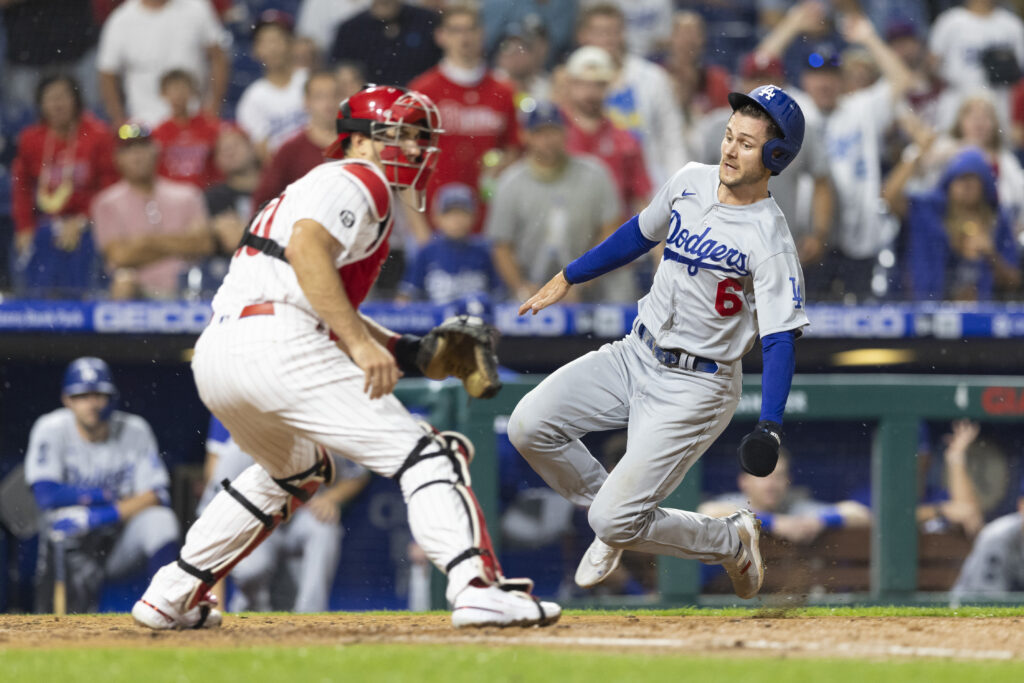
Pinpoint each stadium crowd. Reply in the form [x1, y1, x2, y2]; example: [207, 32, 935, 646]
[1, 0, 1023, 305]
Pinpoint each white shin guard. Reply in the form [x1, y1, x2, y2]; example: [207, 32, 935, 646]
[396, 432, 503, 604]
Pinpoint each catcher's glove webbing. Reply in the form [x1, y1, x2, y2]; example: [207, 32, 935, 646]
[390, 315, 502, 398]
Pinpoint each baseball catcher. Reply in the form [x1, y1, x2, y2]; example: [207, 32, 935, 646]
[131, 85, 559, 630]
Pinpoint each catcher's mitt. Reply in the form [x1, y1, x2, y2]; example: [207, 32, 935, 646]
[416, 315, 502, 398]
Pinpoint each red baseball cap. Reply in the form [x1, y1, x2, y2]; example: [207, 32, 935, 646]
[739, 52, 784, 81]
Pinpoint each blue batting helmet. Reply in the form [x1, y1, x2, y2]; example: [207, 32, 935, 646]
[727, 84, 804, 176]
[62, 357, 118, 420]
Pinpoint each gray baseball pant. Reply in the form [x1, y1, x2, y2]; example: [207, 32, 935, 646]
[508, 332, 742, 562]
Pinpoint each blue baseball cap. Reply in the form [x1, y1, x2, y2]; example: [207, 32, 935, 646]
[523, 100, 565, 130]
[436, 182, 476, 213]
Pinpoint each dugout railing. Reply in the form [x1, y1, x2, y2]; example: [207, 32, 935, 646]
[400, 374, 1024, 608]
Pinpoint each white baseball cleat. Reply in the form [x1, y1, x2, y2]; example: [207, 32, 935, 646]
[452, 584, 561, 628]
[574, 536, 623, 588]
[723, 509, 764, 600]
[131, 592, 223, 630]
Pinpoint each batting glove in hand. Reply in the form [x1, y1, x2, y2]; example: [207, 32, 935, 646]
[50, 504, 120, 539]
[738, 421, 782, 477]
[50, 506, 91, 539]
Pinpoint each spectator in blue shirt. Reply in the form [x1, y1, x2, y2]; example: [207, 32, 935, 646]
[397, 182, 501, 306]
[903, 147, 1020, 301]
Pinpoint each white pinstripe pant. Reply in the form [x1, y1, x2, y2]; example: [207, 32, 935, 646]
[193, 305, 425, 479]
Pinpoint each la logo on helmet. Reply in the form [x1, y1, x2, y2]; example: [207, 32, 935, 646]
[759, 85, 778, 100]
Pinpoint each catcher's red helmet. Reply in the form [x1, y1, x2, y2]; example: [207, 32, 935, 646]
[325, 85, 442, 200]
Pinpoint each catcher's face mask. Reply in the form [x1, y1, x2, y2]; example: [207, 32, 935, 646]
[327, 86, 443, 212]
[373, 92, 442, 196]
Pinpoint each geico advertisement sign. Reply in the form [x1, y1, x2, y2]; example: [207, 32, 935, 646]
[94, 302, 212, 333]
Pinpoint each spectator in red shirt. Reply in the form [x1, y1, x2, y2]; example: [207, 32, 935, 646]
[409, 6, 520, 236]
[1012, 78, 1024, 154]
[151, 69, 222, 189]
[250, 70, 340, 211]
[11, 74, 118, 256]
[562, 46, 652, 218]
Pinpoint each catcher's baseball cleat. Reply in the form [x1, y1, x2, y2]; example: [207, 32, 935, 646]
[451, 584, 561, 628]
[574, 536, 623, 588]
[131, 592, 223, 630]
[724, 509, 765, 599]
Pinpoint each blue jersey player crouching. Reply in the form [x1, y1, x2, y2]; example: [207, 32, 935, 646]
[24, 357, 179, 613]
[509, 85, 809, 599]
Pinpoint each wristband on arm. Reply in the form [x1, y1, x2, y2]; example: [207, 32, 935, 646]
[388, 333, 423, 375]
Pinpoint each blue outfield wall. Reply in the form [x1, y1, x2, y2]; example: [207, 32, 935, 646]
[3, 299, 1024, 338]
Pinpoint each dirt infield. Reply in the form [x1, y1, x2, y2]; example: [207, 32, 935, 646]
[2, 613, 1023, 660]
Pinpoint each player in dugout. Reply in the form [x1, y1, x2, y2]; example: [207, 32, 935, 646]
[24, 357, 179, 613]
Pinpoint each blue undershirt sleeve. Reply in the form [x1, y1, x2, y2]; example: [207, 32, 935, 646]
[760, 330, 796, 424]
[564, 215, 658, 285]
[31, 481, 110, 510]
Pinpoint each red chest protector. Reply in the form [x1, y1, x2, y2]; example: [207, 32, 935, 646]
[336, 162, 393, 308]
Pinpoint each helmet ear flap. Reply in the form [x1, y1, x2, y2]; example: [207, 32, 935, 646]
[762, 138, 795, 176]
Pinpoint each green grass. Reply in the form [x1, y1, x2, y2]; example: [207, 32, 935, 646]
[3, 645, 1024, 683]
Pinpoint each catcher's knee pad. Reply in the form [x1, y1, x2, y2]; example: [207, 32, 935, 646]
[177, 447, 334, 608]
[273, 444, 335, 520]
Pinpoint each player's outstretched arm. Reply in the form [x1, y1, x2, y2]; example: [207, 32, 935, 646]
[519, 270, 572, 316]
[519, 214, 659, 316]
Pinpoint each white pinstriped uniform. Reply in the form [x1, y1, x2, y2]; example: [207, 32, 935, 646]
[140, 157, 491, 616]
[195, 159, 426, 478]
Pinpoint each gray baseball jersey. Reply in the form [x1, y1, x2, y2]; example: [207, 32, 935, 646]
[637, 162, 809, 361]
[24, 408, 170, 499]
[510, 162, 809, 566]
[951, 512, 1024, 600]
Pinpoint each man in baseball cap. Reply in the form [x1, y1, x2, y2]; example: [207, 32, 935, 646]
[563, 45, 652, 221]
[23, 357, 180, 613]
[951, 476, 1024, 604]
